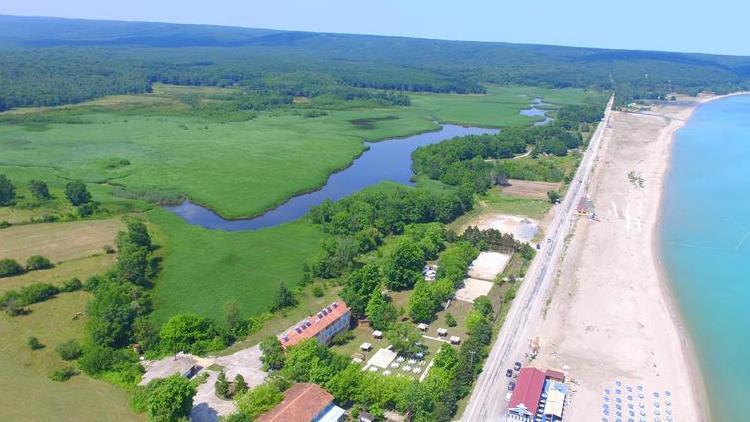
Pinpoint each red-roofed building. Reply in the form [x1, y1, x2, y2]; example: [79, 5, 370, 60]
[279, 301, 351, 349]
[507, 367, 546, 420]
[256, 383, 345, 422]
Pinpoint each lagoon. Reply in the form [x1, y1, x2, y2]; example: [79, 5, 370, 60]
[166, 124, 497, 231]
[660, 95, 750, 421]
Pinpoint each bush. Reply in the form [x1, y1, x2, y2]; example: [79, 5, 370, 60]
[159, 313, 227, 355]
[27, 336, 44, 350]
[270, 283, 297, 312]
[65, 180, 91, 206]
[26, 255, 53, 271]
[56, 339, 83, 360]
[49, 366, 79, 382]
[236, 383, 284, 419]
[215, 371, 230, 399]
[0, 258, 24, 277]
[445, 313, 457, 327]
[60, 277, 83, 292]
[329, 330, 355, 346]
[312, 286, 325, 298]
[0, 220, 10, 229]
[17, 283, 59, 305]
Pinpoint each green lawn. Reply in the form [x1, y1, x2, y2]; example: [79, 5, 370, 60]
[148, 209, 325, 324]
[0, 292, 141, 421]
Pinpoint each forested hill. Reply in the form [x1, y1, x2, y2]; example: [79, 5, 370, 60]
[1, 14, 749, 111]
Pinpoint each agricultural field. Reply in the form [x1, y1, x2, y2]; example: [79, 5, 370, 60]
[0, 218, 121, 263]
[0, 292, 140, 421]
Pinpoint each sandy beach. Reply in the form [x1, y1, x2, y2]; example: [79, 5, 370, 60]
[530, 95, 737, 421]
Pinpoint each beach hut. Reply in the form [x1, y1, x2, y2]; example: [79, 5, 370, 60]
[417, 323, 428, 331]
[437, 328, 448, 337]
[450, 336, 461, 345]
[360, 342, 372, 351]
[372, 330, 383, 339]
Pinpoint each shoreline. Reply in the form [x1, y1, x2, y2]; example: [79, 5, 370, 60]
[653, 91, 750, 421]
[530, 93, 750, 421]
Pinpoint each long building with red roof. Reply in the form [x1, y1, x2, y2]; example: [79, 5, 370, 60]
[278, 301, 351, 349]
[507, 367, 546, 420]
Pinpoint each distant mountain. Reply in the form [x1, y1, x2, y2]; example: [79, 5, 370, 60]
[0, 14, 748, 111]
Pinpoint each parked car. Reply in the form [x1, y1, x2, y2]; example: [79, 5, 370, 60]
[506, 369, 513, 377]
[514, 361, 522, 371]
[508, 381, 516, 391]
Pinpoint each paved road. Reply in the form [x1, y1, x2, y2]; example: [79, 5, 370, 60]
[461, 96, 615, 421]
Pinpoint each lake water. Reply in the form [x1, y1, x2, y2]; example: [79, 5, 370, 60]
[166, 124, 498, 231]
[519, 97, 553, 126]
[659, 95, 750, 421]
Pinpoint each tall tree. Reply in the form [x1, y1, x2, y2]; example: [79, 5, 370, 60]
[0, 174, 16, 206]
[408, 279, 437, 323]
[365, 290, 397, 331]
[146, 374, 196, 422]
[384, 239, 425, 290]
[387, 322, 422, 356]
[65, 180, 91, 206]
[28, 180, 51, 201]
[340, 263, 382, 318]
[259, 336, 285, 371]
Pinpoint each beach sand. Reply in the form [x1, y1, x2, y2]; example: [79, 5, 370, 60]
[530, 95, 730, 421]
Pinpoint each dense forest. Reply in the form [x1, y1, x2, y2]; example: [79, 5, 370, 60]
[1, 15, 750, 111]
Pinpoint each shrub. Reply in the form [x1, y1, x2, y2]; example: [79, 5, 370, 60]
[0, 221, 10, 229]
[27, 336, 44, 350]
[103, 245, 116, 254]
[17, 283, 59, 305]
[0, 258, 24, 277]
[56, 339, 83, 360]
[26, 255, 53, 271]
[270, 283, 297, 312]
[329, 330, 355, 346]
[233, 374, 248, 396]
[215, 371, 230, 399]
[60, 277, 83, 292]
[159, 313, 227, 355]
[312, 286, 325, 298]
[445, 313, 457, 327]
[49, 366, 79, 382]
[236, 383, 284, 419]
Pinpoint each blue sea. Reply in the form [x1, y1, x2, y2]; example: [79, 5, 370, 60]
[660, 95, 750, 421]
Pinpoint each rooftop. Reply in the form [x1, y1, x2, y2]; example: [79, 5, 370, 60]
[279, 301, 349, 348]
[508, 367, 546, 416]
[256, 383, 334, 422]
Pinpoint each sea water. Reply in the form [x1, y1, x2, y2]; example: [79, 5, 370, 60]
[660, 95, 750, 421]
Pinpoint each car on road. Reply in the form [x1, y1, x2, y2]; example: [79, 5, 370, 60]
[505, 369, 513, 377]
[514, 361, 522, 371]
[508, 381, 516, 391]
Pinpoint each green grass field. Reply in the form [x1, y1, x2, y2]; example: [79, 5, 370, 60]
[148, 209, 325, 324]
[0, 292, 141, 421]
[410, 85, 593, 127]
[0, 83, 591, 327]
